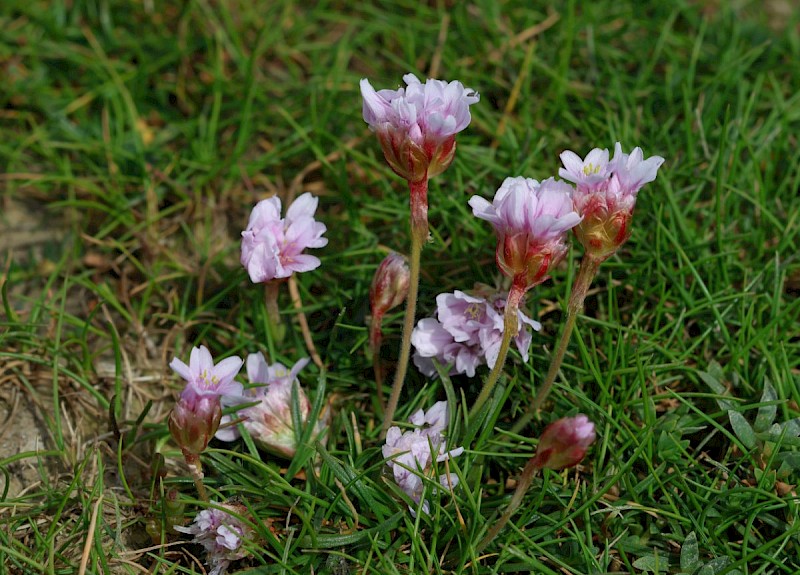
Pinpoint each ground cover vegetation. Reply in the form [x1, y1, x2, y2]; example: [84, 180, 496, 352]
[1, 0, 799, 574]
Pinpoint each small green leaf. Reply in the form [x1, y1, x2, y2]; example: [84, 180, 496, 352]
[680, 531, 700, 573]
[697, 367, 735, 411]
[698, 557, 731, 575]
[728, 411, 756, 450]
[754, 379, 778, 433]
[633, 555, 668, 572]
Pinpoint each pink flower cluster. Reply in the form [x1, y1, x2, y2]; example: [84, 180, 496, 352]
[383, 401, 463, 516]
[469, 177, 582, 291]
[216, 353, 326, 458]
[411, 287, 541, 378]
[241, 192, 328, 283]
[360, 74, 479, 182]
[559, 143, 664, 259]
[174, 503, 252, 575]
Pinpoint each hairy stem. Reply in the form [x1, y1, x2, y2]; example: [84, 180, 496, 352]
[468, 282, 526, 421]
[513, 255, 601, 434]
[475, 454, 542, 553]
[183, 451, 209, 503]
[381, 179, 427, 438]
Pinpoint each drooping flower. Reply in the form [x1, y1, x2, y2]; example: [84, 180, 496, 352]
[559, 143, 664, 260]
[533, 414, 596, 470]
[215, 353, 327, 458]
[411, 287, 540, 378]
[174, 502, 252, 575]
[360, 74, 480, 183]
[469, 177, 582, 291]
[383, 401, 463, 515]
[168, 346, 243, 455]
[240, 192, 328, 284]
[369, 252, 410, 352]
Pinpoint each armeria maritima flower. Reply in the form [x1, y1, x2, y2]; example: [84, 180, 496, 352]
[559, 143, 664, 260]
[383, 401, 463, 516]
[360, 74, 479, 183]
[168, 346, 243, 455]
[411, 287, 540, 378]
[174, 502, 252, 575]
[215, 353, 327, 458]
[240, 192, 328, 283]
[469, 177, 582, 291]
[533, 414, 596, 471]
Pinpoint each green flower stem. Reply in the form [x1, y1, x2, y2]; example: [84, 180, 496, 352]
[183, 451, 209, 502]
[475, 454, 542, 553]
[512, 255, 601, 434]
[468, 282, 526, 421]
[381, 179, 427, 438]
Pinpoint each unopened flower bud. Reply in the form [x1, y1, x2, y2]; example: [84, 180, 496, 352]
[369, 253, 410, 352]
[168, 389, 223, 456]
[534, 414, 596, 470]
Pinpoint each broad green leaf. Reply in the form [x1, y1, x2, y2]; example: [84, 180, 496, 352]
[680, 531, 700, 573]
[754, 379, 778, 432]
[697, 366, 735, 411]
[728, 411, 756, 450]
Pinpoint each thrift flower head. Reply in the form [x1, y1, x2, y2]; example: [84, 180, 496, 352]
[469, 177, 581, 291]
[534, 414, 596, 471]
[369, 252, 410, 351]
[174, 502, 252, 575]
[241, 192, 328, 283]
[168, 346, 243, 455]
[411, 287, 540, 378]
[215, 353, 327, 458]
[559, 143, 664, 260]
[361, 74, 479, 182]
[383, 401, 463, 515]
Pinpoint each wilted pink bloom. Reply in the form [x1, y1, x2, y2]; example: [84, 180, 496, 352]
[240, 192, 328, 283]
[469, 177, 581, 291]
[559, 143, 664, 259]
[168, 346, 243, 455]
[360, 74, 479, 183]
[411, 288, 540, 377]
[369, 253, 410, 351]
[174, 502, 252, 575]
[533, 414, 596, 470]
[215, 353, 327, 458]
[383, 401, 463, 515]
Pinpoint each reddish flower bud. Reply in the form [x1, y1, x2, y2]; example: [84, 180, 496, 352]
[370, 253, 410, 319]
[534, 414, 596, 471]
[168, 389, 223, 456]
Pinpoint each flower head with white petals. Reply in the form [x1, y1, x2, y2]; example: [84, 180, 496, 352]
[412, 287, 540, 378]
[559, 142, 664, 260]
[215, 353, 328, 458]
[361, 74, 479, 182]
[174, 503, 252, 575]
[383, 401, 463, 516]
[469, 177, 582, 291]
[241, 192, 328, 284]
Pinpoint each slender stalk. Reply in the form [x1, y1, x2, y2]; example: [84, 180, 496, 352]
[475, 454, 542, 553]
[469, 282, 525, 420]
[183, 452, 209, 502]
[264, 280, 285, 343]
[381, 179, 427, 438]
[288, 275, 324, 368]
[512, 255, 601, 434]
